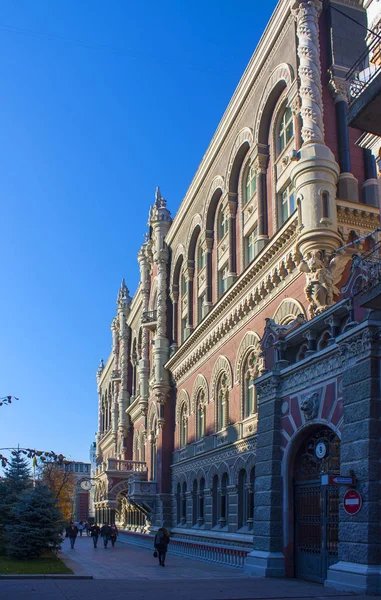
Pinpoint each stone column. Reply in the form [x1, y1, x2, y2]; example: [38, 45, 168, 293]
[227, 193, 237, 283]
[186, 260, 195, 336]
[290, 0, 342, 258]
[204, 232, 214, 315]
[171, 285, 179, 347]
[329, 75, 359, 203]
[227, 484, 238, 533]
[138, 246, 151, 414]
[203, 488, 213, 529]
[326, 322, 381, 595]
[244, 375, 284, 577]
[255, 153, 269, 254]
[291, 95, 302, 151]
[117, 279, 131, 457]
[362, 149, 379, 207]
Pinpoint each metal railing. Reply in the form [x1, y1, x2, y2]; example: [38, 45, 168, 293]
[346, 35, 381, 106]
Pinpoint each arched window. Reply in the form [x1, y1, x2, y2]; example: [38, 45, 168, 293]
[181, 481, 187, 525]
[179, 403, 188, 448]
[238, 469, 247, 529]
[217, 373, 229, 431]
[219, 473, 228, 527]
[180, 269, 187, 343]
[196, 391, 206, 440]
[196, 240, 206, 324]
[192, 479, 198, 526]
[244, 165, 257, 205]
[176, 483, 181, 525]
[150, 417, 157, 481]
[243, 351, 258, 418]
[212, 475, 218, 527]
[218, 264, 229, 297]
[139, 432, 145, 463]
[131, 339, 138, 397]
[247, 467, 255, 530]
[199, 478, 205, 525]
[278, 105, 294, 155]
[218, 206, 229, 241]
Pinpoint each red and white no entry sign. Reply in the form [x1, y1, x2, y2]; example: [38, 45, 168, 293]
[343, 489, 362, 515]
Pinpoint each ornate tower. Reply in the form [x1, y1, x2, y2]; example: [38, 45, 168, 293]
[117, 279, 132, 458]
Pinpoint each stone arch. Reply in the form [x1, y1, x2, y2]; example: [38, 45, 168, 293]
[176, 389, 190, 424]
[218, 462, 230, 483]
[210, 355, 233, 402]
[234, 331, 261, 384]
[170, 243, 185, 291]
[196, 467, 207, 483]
[147, 402, 159, 434]
[190, 374, 209, 414]
[231, 456, 247, 485]
[207, 463, 219, 488]
[203, 177, 224, 231]
[226, 128, 254, 193]
[186, 214, 203, 260]
[254, 63, 294, 146]
[273, 298, 307, 325]
[108, 480, 130, 501]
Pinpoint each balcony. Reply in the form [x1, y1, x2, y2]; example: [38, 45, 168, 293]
[355, 239, 381, 310]
[347, 36, 381, 136]
[95, 459, 147, 478]
[141, 310, 157, 331]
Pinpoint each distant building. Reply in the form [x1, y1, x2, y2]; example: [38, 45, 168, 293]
[64, 461, 91, 521]
[89, 442, 97, 518]
[94, 0, 381, 595]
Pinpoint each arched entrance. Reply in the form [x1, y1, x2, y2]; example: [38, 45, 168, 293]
[293, 427, 340, 583]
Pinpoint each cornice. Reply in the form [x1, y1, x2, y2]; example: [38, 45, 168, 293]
[165, 0, 291, 245]
[337, 201, 380, 229]
[98, 354, 114, 388]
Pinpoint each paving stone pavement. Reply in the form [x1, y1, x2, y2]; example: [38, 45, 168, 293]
[0, 536, 377, 599]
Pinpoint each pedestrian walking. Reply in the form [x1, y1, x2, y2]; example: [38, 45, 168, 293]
[86, 521, 91, 536]
[154, 527, 170, 567]
[100, 522, 112, 548]
[110, 523, 118, 547]
[65, 522, 79, 550]
[78, 521, 85, 536]
[90, 523, 101, 548]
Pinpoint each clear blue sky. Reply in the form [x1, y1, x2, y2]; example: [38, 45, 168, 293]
[0, 0, 277, 464]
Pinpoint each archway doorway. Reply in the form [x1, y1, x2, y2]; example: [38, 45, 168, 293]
[293, 427, 340, 583]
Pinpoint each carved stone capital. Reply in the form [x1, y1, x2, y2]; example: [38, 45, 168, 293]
[328, 74, 349, 104]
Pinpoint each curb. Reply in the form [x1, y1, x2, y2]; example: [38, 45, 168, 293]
[0, 574, 93, 580]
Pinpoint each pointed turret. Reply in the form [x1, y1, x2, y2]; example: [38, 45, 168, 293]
[117, 278, 132, 309]
[96, 359, 104, 381]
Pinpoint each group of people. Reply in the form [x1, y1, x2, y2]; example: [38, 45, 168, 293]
[65, 521, 118, 549]
[65, 522, 171, 566]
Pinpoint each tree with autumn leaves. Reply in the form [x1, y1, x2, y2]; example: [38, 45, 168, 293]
[38, 460, 76, 521]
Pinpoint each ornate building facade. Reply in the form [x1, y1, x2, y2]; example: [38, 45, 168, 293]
[94, 0, 381, 594]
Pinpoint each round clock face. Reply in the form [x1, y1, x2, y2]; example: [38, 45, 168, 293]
[80, 480, 92, 491]
[315, 441, 327, 459]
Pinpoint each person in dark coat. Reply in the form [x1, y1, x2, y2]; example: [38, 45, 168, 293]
[100, 522, 112, 548]
[65, 522, 79, 549]
[90, 523, 101, 548]
[110, 523, 118, 547]
[154, 527, 170, 566]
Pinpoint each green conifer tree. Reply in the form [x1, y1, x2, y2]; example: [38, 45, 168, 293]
[4, 449, 32, 497]
[6, 483, 64, 559]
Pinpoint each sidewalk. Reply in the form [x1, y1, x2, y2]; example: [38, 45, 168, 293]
[0, 536, 376, 600]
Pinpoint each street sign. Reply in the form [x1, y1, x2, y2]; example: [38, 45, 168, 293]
[321, 474, 357, 486]
[343, 489, 362, 515]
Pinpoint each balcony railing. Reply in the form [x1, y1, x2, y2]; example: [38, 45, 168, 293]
[141, 310, 157, 324]
[95, 459, 147, 476]
[346, 35, 381, 107]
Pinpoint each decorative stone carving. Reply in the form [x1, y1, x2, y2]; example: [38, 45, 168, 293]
[291, 0, 324, 143]
[300, 391, 320, 420]
[328, 74, 349, 104]
[299, 250, 352, 317]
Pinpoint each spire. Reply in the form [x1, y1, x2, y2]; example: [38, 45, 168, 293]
[117, 278, 132, 309]
[155, 186, 166, 209]
[96, 359, 104, 380]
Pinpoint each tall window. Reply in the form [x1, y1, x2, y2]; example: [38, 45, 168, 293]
[238, 469, 247, 529]
[245, 165, 257, 204]
[176, 483, 181, 525]
[199, 478, 205, 524]
[212, 475, 218, 527]
[192, 480, 198, 526]
[278, 105, 294, 154]
[196, 391, 206, 440]
[179, 404, 188, 448]
[217, 373, 229, 431]
[246, 225, 258, 266]
[218, 207, 229, 241]
[181, 482, 187, 525]
[281, 184, 295, 224]
[243, 351, 258, 418]
[219, 473, 228, 526]
[247, 467, 255, 529]
[219, 264, 229, 296]
[198, 244, 205, 270]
